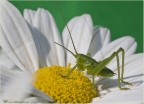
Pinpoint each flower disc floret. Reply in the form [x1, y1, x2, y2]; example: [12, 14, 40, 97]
[33, 66, 98, 103]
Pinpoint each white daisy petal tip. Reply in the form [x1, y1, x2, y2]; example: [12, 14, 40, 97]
[23, 9, 36, 25]
[62, 13, 92, 47]
[98, 27, 110, 37]
[118, 36, 137, 55]
[123, 35, 136, 41]
[81, 13, 93, 29]
[88, 26, 111, 56]
[81, 14, 92, 21]
[99, 27, 111, 44]
[93, 35, 137, 61]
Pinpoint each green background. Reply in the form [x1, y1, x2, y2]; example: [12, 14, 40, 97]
[10, 1, 143, 53]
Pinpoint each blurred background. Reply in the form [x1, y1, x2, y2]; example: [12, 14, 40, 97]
[11, 1, 143, 53]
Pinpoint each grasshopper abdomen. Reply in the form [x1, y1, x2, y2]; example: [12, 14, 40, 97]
[76, 54, 115, 77]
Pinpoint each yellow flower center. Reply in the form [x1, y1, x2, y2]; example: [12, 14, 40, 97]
[33, 65, 98, 103]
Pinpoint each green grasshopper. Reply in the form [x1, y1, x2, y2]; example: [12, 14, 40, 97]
[55, 3, 132, 90]
[55, 42, 132, 90]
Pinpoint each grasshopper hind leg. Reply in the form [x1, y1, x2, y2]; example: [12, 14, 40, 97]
[88, 48, 132, 90]
[121, 80, 133, 86]
[115, 48, 132, 90]
[120, 48, 133, 86]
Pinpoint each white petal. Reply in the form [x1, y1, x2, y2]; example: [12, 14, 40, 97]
[33, 8, 65, 66]
[120, 54, 143, 83]
[93, 36, 137, 62]
[93, 85, 143, 104]
[0, 50, 15, 69]
[88, 27, 111, 57]
[0, 1, 39, 72]
[24, 97, 48, 103]
[23, 9, 36, 25]
[0, 66, 20, 93]
[63, 14, 93, 66]
[96, 54, 143, 92]
[62, 15, 78, 48]
[24, 9, 46, 68]
[1, 71, 32, 101]
[0, 66, 19, 79]
[31, 87, 53, 102]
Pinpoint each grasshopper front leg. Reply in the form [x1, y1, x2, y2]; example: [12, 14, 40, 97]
[67, 64, 77, 78]
[67, 64, 84, 78]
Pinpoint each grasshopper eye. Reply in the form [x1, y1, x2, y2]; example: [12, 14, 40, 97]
[85, 61, 91, 66]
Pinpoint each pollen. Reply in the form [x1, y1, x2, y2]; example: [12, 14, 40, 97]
[33, 65, 98, 103]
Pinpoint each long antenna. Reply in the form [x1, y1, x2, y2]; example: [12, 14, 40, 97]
[54, 42, 76, 57]
[56, 2, 78, 55]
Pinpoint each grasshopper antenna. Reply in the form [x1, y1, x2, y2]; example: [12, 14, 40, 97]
[56, 2, 78, 55]
[54, 42, 76, 57]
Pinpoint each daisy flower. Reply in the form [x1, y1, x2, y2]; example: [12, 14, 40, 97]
[0, 0, 143, 103]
